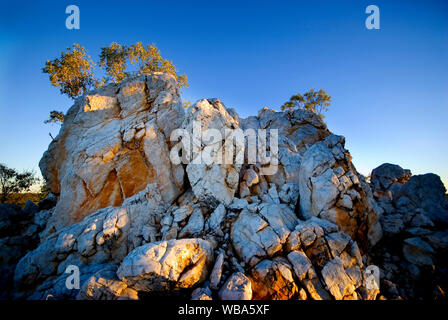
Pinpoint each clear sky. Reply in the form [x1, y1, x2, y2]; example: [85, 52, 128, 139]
[0, 0, 447, 189]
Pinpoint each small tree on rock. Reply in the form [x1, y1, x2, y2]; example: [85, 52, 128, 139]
[44, 110, 65, 124]
[127, 42, 188, 88]
[43, 42, 188, 123]
[42, 44, 96, 99]
[98, 42, 188, 89]
[281, 89, 331, 118]
[99, 42, 129, 83]
[183, 100, 192, 109]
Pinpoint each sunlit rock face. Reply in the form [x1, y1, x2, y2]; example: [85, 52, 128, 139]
[183, 99, 242, 209]
[40, 74, 185, 231]
[117, 238, 214, 292]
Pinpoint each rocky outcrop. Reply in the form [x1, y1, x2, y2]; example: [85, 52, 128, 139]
[370, 163, 448, 299]
[13, 183, 170, 297]
[240, 111, 382, 249]
[0, 198, 55, 299]
[40, 74, 185, 231]
[297, 135, 383, 248]
[371, 163, 412, 191]
[5, 74, 447, 300]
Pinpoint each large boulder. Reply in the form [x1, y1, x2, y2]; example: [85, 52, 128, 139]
[117, 238, 214, 292]
[40, 74, 185, 231]
[184, 99, 242, 209]
[395, 174, 448, 224]
[371, 163, 411, 191]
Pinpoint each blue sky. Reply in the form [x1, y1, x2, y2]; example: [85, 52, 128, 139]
[0, 0, 447, 189]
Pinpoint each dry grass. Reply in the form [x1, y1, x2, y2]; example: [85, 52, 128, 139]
[0, 193, 47, 209]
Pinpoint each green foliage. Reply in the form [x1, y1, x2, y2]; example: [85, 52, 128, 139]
[94, 77, 107, 89]
[99, 42, 129, 83]
[42, 44, 96, 99]
[0, 163, 38, 203]
[281, 89, 331, 118]
[97, 42, 189, 88]
[43, 42, 189, 121]
[127, 42, 188, 89]
[183, 100, 192, 109]
[44, 110, 65, 124]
